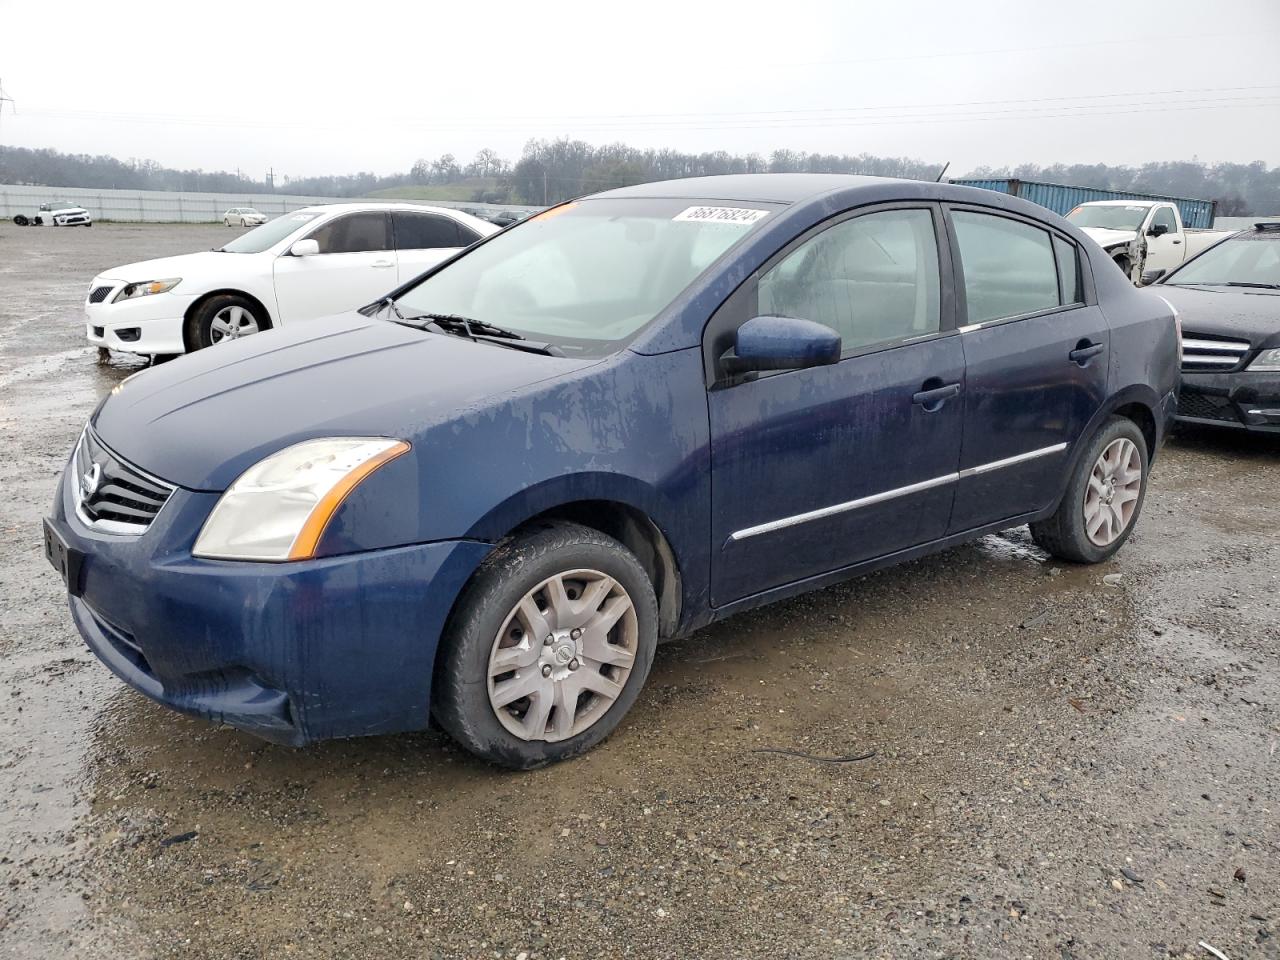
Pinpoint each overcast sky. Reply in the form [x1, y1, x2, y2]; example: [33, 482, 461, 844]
[2, 0, 1278, 180]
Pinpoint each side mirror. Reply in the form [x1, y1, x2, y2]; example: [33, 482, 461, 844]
[1141, 268, 1167, 285]
[1147, 223, 1170, 238]
[723, 315, 841, 376]
[289, 239, 320, 257]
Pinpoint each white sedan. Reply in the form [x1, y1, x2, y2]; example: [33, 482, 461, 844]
[85, 203, 497, 357]
[223, 207, 268, 227]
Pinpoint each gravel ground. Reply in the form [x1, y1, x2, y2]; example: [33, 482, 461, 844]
[1, 223, 1277, 960]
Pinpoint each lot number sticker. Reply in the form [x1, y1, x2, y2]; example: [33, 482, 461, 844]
[673, 206, 770, 226]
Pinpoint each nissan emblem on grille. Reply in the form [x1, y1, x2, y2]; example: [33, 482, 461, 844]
[80, 462, 102, 498]
[74, 429, 176, 532]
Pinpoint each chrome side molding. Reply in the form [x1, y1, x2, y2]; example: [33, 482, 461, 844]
[729, 442, 1069, 542]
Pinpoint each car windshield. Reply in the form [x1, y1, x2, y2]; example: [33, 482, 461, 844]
[1066, 205, 1150, 231]
[220, 211, 321, 253]
[1166, 234, 1280, 287]
[393, 197, 776, 357]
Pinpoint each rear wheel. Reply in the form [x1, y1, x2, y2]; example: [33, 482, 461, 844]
[432, 522, 658, 769]
[1030, 416, 1148, 564]
[185, 294, 266, 351]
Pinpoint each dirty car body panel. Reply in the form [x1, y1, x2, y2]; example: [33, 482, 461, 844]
[47, 175, 1179, 745]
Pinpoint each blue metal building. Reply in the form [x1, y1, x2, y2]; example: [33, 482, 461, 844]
[949, 178, 1217, 229]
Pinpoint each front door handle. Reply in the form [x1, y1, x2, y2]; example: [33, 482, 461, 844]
[1069, 341, 1105, 365]
[912, 382, 961, 411]
[1172, 239, 1182, 245]
[372, 259, 395, 268]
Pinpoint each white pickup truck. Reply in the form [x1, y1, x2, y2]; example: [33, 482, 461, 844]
[1065, 200, 1231, 283]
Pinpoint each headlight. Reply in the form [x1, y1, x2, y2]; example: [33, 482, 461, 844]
[1249, 348, 1280, 372]
[193, 438, 410, 561]
[113, 278, 182, 302]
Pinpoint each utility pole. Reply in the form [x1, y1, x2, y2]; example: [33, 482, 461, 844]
[266, 166, 275, 191]
[543, 167, 547, 205]
[0, 79, 15, 149]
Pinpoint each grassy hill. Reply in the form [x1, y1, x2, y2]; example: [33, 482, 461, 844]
[363, 178, 503, 203]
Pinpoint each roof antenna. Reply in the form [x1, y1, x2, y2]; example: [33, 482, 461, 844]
[934, 161, 951, 183]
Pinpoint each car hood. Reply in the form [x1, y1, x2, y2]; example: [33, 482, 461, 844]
[96, 250, 252, 284]
[50, 206, 88, 215]
[1078, 226, 1139, 249]
[91, 314, 592, 490]
[1155, 284, 1280, 347]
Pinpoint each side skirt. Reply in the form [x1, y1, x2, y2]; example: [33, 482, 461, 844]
[686, 509, 1053, 633]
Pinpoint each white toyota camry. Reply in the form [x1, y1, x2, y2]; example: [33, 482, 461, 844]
[85, 203, 497, 357]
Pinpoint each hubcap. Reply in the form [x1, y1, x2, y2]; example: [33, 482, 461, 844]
[486, 569, 637, 742]
[1083, 437, 1142, 546]
[209, 305, 260, 344]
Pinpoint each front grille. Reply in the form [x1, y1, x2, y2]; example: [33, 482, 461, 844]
[88, 285, 114, 304]
[73, 430, 174, 532]
[1180, 336, 1251, 372]
[1177, 391, 1240, 423]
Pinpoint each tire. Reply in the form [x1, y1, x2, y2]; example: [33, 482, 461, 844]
[13, 215, 28, 226]
[241, 218, 248, 227]
[184, 294, 266, 351]
[432, 521, 659, 770]
[1113, 255, 1133, 282]
[1030, 416, 1149, 564]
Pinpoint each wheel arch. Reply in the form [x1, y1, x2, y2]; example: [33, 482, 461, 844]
[1048, 387, 1162, 516]
[182, 289, 275, 351]
[506, 500, 683, 639]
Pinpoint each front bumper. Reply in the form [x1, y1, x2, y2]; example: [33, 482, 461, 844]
[1176, 370, 1280, 433]
[48, 462, 492, 745]
[85, 279, 192, 355]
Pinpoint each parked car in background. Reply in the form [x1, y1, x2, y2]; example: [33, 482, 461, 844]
[1148, 222, 1280, 433]
[13, 200, 92, 227]
[46, 175, 1178, 768]
[486, 209, 535, 227]
[223, 207, 268, 227]
[84, 203, 497, 357]
[1067, 200, 1231, 283]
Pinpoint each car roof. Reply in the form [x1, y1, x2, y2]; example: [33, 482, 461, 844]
[293, 201, 477, 216]
[591, 173, 892, 204]
[1076, 200, 1162, 207]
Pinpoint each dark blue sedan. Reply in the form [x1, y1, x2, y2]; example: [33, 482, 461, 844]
[45, 175, 1179, 768]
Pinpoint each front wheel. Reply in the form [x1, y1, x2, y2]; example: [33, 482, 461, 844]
[1030, 416, 1148, 564]
[184, 294, 265, 351]
[432, 522, 658, 769]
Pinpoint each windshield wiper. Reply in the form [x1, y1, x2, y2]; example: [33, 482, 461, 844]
[384, 309, 563, 356]
[1222, 281, 1280, 290]
[405, 312, 528, 341]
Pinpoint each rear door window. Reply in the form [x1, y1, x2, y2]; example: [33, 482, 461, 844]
[308, 213, 391, 254]
[952, 211, 1061, 324]
[393, 212, 462, 250]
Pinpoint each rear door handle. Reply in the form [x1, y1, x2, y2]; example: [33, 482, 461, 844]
[372, 259, 394, 268]
[1069, 341, 1105, 365]
[912, 382, 961, 410]
[1172, 239, 1182, 245]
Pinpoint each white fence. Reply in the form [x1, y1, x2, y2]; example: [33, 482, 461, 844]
[0, 183, 539, 223]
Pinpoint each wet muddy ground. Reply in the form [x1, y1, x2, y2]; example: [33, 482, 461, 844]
[1, 223, 1278, 960]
